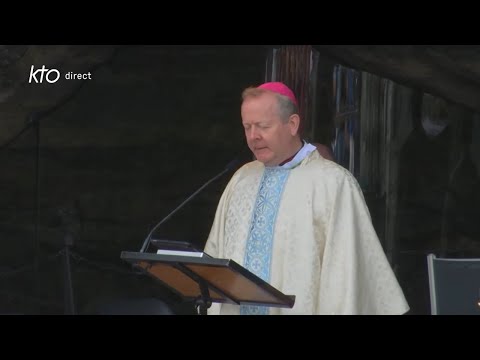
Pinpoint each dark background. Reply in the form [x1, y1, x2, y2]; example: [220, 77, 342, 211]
[0, 45, 268, 314]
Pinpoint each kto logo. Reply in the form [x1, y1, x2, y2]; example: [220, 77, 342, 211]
[29, 65, 60, 84]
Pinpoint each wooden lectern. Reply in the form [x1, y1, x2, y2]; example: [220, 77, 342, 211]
[120, 251, 296, 315]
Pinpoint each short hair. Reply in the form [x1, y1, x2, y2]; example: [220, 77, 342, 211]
[242, 87, 299, 123]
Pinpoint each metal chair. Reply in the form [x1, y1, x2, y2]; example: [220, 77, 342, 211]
[427, 253, 480, 315]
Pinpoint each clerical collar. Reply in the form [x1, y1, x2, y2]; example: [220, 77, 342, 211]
[278, 153, 297, 166]
[276, 141, 317, 170]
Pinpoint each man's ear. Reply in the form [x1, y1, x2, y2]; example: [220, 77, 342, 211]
[288, 114, 300, 136]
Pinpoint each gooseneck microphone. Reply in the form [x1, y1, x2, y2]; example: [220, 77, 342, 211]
[139, 157, 241, 253]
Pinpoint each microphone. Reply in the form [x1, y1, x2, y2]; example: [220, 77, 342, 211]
[139, 156, 244, 253]
[25, 111, 45, 126]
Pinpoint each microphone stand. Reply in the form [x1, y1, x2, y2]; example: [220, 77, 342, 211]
[62, 231, 76, 315]
[31, 113, 42, 296]
[140, 160, 239, 253]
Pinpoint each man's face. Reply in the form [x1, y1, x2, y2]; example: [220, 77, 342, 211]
[241, 93, 297, 167]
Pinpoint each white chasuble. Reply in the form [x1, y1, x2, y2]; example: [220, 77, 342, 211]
[204, 150, 409, 315]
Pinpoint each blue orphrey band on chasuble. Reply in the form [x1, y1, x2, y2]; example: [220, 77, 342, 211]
[240, 167, 290, 315]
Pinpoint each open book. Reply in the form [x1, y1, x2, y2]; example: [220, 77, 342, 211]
[156, 249, 205, 257]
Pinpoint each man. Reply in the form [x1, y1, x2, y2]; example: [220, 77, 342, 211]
[204, 82, 409, 315]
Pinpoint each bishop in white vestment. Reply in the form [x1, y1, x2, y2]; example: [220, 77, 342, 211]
[204, 82, 409, 315]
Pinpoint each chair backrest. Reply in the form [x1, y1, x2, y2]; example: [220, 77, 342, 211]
[427, 253, 480, 315]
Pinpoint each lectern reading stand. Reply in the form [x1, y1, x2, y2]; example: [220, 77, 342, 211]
[120, 251, 296, 315]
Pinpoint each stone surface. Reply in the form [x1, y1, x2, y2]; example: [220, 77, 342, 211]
[0, 45, 266, 314]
